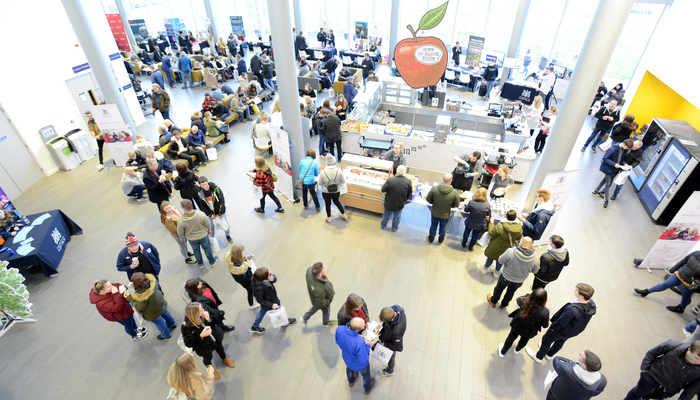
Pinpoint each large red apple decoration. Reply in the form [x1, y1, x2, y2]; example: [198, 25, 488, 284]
[395, 1, 449, 88]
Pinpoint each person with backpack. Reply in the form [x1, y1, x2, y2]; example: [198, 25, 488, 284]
[251, 156, 284, 214]
[481, 209, 523, 278]
[173, 163, 200, 210]
[518, 189, 554, 240]
[196, 176, 232, 244]
[318, 154, 347, 223]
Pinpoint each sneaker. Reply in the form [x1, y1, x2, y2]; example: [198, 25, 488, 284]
[184, 257, 196, 265]
[603, 201, 608, 208]
[591, 148, 597, 153]
[188, 252, 195, 257]
[136, 197, 148, 202]
[254, 207, 265, 213]
[580, 148, 585, 152]
[514, 347, 521, 355]
[210, 255, 220, 266]
[592, 191, 603, 198]
[199, 263, 205, 269]
[323, 320, 338, 327]
[478, 265, 489, 274]
[498, 343, 505, 358]
[684, 329, 693, 339]
[249, 302, 261, 309]
[426, 235, 433, 244]
[286, 318, 297, 326]
[377, 368, 395, 377]
[545, 354, 554, 361]
[492, 270, 500, 279]
[250, 326, 266, 334]
[137, 326, 147, 333]
[156, 334, 171, 340]
[97, 164, 105, 169]
[275, 208, 285, 213]
[486, 294, 496, 308]
[226, 235, 233, 244]
[525, 347, 542, 363]
[133, 330, 148, 340]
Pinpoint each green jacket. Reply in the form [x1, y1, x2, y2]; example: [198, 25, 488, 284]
[484, 221, 523, 261]
[126, 274, 166, 321]
[305, 266, 335, 309]
[426, 184, 460, 219]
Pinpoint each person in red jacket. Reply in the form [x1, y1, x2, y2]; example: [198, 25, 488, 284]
[89, 280, 147, 340]
[251, 156, 284, 214]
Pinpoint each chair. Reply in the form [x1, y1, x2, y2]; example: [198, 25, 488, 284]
[459, 73, 471, 90]
[342, 55, 354, 66]
[445, 70, 456, 86]
[314, 51, 324, 60]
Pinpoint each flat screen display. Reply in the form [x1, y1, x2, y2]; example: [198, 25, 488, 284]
[639, 139, 691, 213]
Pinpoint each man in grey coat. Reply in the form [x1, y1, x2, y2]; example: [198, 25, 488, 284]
[303, 262, 336, 327]
[121, 167, 147, 201]
[488, 237, 540, 309]
[380, 165, 413, 232]
[177, 199, 219, 269]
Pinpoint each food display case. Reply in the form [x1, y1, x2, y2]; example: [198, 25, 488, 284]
[340, 154, 394, 214]
[382, 76, 419, 106]
[348, 82, 382, 123]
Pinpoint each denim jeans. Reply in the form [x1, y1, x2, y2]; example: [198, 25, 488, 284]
[624, 371, 674, 400]
[648, 273, 693, 308]
[260, 191, 283, 210]
[171, 235, 190, 259]
[209, 213, 231, 237]
[116, 315, 138, 337]
[686, 320, 698, 334]
[252, 308, 268, 329]
[381, 209, 403, 231]
[536, 329, 568, 360]
[163, 68, 174, 86]
[150, 306, 176, 338]
[462, 228, 481, 247]
[126, 185, 145, 199]
[160, 110, 170, 121]
[594, 174, 614, 203]
[484, 257, 502, 272]
[303, 305, 330, 325]
[264, 78, 274, 91]
[613, 183, 624, 195]
[582, 127, 609, 149]
[302, 183, 320, 208]
[183, 70, 193, 87]
[485, 80, 497, 98]
[318, 134, 326, 155]
[428, 216, 448, 243]
[490, 274, 523, 308]
[188, 236, 216, 265]
[347, 363, 372, 392]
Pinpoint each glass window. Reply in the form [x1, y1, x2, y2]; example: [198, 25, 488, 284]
[550, 0, 598, 68]
[327, 1, 349, 49]
[258, 1, 270, 40]
[374, 0, 392, 56]
[483, 0, 520, 55]
[516, 0, 565, 76]
[100, 0, 118, 13]
[237, 0, 261, 41]
[399, 0, 428, 40]
[425, 0, 459, 47]
[301, 0, 324, 42]
[453, 0, 489, 46]
[147, 0, 173, 37]
[213, 0, 237, 40]
[169, 0, 199, 36]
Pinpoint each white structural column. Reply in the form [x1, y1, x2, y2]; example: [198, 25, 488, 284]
[267, 0, 306, 195]
[547, 0, 570, 67]
[523, 0, 636, 209]
[388, 0, 401, 69]
[62, 0, 138, 134]
[203, 0, 219, 44]
[499, 0, 531, 88]
[292, 0, 303, 33]
[114, 0, 138, 50]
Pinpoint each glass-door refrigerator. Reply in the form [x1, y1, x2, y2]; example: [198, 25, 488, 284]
[638, 136, 700, 224]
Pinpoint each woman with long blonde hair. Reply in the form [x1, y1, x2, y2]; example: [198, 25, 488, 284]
[167, 352, 215, 400]
[160, 200, 195, 264]
[524, 95, 544, 137]
[225, 244, 259, 309]
[335, 94, 349, 121]
[181, 303, 235, 380]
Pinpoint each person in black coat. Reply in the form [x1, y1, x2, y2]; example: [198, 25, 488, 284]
[592, 139, 632, 208]
[612, 140, 643, 200]
[624, 340, 700, 400]
[452, 42, 461, 65]
[533, 235, 570, 290]
[250, 267, 297, 334]
[182, 302, 235, 379]
[380, 165, 413, 232]
[323, 113, 342, 160]
[143, 159, 172, 212]
[296, 31, 308, 52]
[360, 53, 375, 88]
[549, 351, 607, 400]
[591, 81, 607, 108]
[317, 28, 327, 46]
[581, 101, 621, 152]
[461, 188, 491, 251]
[250, 53, 264, 86]
[499, 289, 549, 357]
[635, 250, 700, 313]
[184, 278, 234, 331]
[173, 163, 200, 210]
[196, 177, 232, 243]
[376, 305, 407, 377]
[166, 131, 202, 171]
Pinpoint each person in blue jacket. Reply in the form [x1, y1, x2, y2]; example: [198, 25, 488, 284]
[299, 149, 320, 211]
[161, 53, 177, 88]
[592, 138, 632, 208]
[236, 54, 246, 78]
[186, 126, 210, 165]
[335, 317, 376, 394]
[177, 51, 194, 89]
[518, 189, 555, 241]
[116, 232, 162, 284]
[548, 350, 607, 400]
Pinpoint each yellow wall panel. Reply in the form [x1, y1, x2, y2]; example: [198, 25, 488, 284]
[626, 71, 700, 132]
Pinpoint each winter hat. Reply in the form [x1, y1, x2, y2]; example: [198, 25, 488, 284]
[125, 232, 139, 246]
[326, 154, 336, 165]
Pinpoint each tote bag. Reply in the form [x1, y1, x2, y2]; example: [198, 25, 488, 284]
[478, 232, 492, 247]
[208, 235, 220, 253]
[213, 217, 228, 232]
[371, 342, 394, 365]
[267, 306, 289, 329]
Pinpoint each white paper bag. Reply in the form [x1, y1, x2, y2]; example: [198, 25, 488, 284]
[132, 308, 145, 328]
[267, 306, 288, 329]
[599, 138, 613, 152]
[339, 182, 348, 195]
[328, 88, 335, 98]
[252, 184, 263, 199]
[206, 147, 218, 161]
[176, 334, 193, 354]
[208, 235, 220, 252]
[614, 170, 631, 185]
[478, 232, 492, 247]
[544, 369, 558, 392]
[213, 217, 229, 232]
[371, 342, 394, 365]
[248, 260, 257, 274]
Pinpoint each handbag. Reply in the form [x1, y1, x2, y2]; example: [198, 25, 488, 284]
[252, 103, 260, 114]
[208, 235, 220, 253]
[478, 232, 491, 247]
[295, 160, 313, 191]
[267, 306, 289, 329]
[213, 217, 228, 232]
[371, 342, 394, 365]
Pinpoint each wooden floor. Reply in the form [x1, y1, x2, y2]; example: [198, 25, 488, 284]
[1, 64, 683, 400]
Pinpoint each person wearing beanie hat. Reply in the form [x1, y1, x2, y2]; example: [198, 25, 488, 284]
[319, 154, 347, 223]
[518, 189, 555, 241]
[116, 231, 163, 283]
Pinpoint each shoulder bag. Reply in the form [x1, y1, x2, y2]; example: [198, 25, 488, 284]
[295, 161, 313, 191]
[324, 169, 339, 192]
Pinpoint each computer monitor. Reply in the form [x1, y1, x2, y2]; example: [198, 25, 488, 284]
[488, 103, 502, 113]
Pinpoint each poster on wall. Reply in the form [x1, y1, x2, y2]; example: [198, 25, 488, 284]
[129, 19, 148, 43]
[532, 169, 581, 247]
[355, 22, 368, 40]
[466, 35, 485, 67]
[230, 16, 245, 37]
[89, 104, 133, 167]
[640, 192, 700, 270]
[106, 13, 131, 52]
[268, 125, 294, 201]
[368, 22, 382, 38]
[164, 19, 177, 48]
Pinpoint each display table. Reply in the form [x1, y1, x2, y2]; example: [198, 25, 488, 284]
[500, 82, 538, 105]
[339, 154, 393, 214]
[305, 46, 337, 61]
[0, 210, 82, 278]
[340, 50, 380, 63]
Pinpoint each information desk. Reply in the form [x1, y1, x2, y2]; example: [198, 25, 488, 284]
[0, 210, 82, 278]
[500, 82, 538, 105]
[304, 47, 337, 61]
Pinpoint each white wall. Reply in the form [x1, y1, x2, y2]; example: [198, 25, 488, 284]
[625, 0, 700, 110]
[0, 0, 144, 176]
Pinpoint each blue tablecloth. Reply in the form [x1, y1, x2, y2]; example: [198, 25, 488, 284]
[0, 210, 82, 277]
[446, 65, 482, 91]
[305, 47, 337, 61]
[500, 82, 538, 105]
[340, 50, 380, 63]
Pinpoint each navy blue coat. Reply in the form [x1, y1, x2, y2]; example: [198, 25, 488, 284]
[116, 241, 162, 280]
[599, 145, 628, 176]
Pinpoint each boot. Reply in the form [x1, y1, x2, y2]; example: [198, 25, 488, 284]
[223, 357, 236, 368]
[212, 368, 220, 380]
[667, 305, 686, 313]
[340, 213, 348, 221]
[634, 288, 650, 297]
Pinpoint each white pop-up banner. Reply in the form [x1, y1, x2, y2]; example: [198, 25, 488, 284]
[268, 124, 294, 201]
[532, 170, 581, 247]
[90, 104, 133, 166]
[640, 191, 700, 270]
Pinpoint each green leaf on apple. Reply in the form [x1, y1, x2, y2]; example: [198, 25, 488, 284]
[418, 1, 449, 31]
